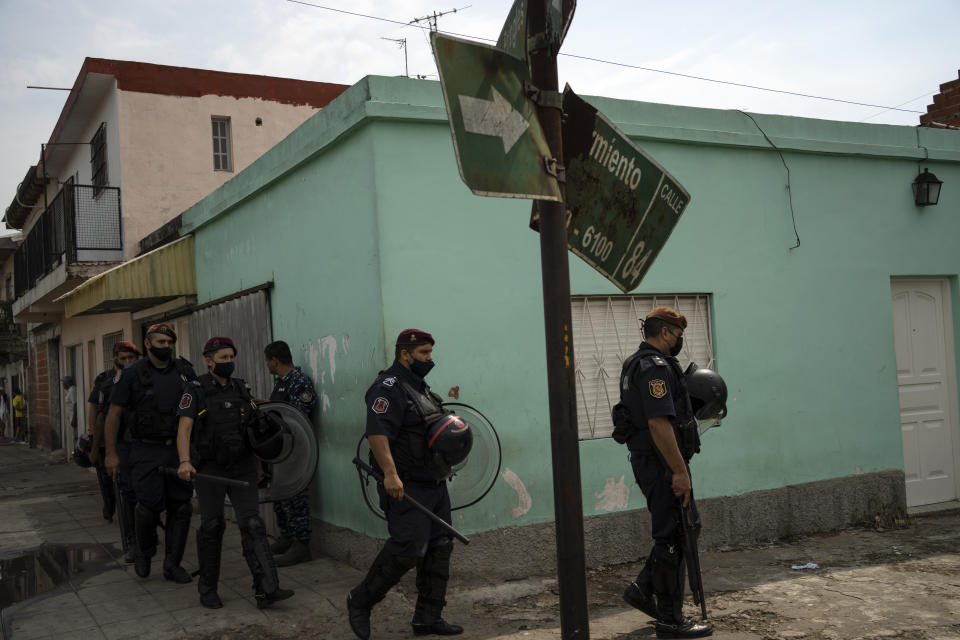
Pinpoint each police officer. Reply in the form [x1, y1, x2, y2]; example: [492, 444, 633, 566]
[176, 337, 295, 610]
[263, 340, 318, 566]
[617, 308, 712, 639]
[104, 323, 195, 583]
[90, 341, 142, 562]
[347, 329, 462, 640]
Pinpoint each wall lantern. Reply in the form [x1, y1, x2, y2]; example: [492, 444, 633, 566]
[912, 168, 943, 207]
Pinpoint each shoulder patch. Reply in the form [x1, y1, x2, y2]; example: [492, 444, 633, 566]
[298, 389, 314, 403]
[649, 379, 667, 399]
[381, 376, 397, 388]
[179, 393, 192, 410]
[371, 397, 389, 414]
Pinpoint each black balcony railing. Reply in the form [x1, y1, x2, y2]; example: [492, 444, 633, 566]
[13, 184, 122, 300]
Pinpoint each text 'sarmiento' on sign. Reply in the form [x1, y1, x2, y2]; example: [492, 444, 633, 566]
[589, 130, 642, 191]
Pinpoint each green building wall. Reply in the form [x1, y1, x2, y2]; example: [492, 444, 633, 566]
[181, 76, 960, 545]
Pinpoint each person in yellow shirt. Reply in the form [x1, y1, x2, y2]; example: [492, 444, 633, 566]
[12, 388, 25, 443]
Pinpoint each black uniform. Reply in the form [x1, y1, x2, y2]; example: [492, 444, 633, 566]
[618, 342, 707, 635]
[110, 357, 195, 580]
[178, 373, 291, 608]
[348, 361, 458, 636]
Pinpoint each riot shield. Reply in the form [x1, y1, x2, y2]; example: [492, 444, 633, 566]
[255, 402, 319, 503]
[356, 402, 501, 519]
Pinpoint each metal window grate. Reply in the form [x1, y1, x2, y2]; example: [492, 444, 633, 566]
[73, 185, 121, 250]
[90, 123, 108, 192]
[212, 117, 232, 171]
[572, 294, 714, 440]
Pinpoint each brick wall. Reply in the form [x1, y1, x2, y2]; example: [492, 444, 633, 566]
[27, 342, 52, 449]
[920, 71, 960, 128]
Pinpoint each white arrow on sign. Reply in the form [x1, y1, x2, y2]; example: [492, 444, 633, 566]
[458, 87, 530, 154]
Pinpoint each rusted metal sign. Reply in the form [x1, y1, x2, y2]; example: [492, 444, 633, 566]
[562, 85, 691, 292]
[431, 32, 561, 201]
[497, 0, 576, 61]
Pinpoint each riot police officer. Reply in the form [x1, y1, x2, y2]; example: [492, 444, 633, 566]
[616, 308, 713, 639]
[176, 337, 294, 610]
[104, 323, 195, 583]
[263, 340, 317, 566]
[347, 329, 463, 640]
[90, 341, 141, 562]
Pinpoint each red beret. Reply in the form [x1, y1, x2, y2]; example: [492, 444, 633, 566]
[396, 328, 435, 346]
[146, 323, 177, 342]
[646, 307, 688, 330]
[113, 341, 141, 356]
[203, 336, 237, 355]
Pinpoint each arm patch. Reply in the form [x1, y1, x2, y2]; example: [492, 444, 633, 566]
[372, 397, 389, 414]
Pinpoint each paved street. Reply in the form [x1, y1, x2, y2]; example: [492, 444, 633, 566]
[2, 439, 960, 640]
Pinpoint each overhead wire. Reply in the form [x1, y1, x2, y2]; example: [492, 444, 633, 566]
[285, 0, 927, 115]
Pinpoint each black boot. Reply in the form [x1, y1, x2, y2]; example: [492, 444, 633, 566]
[197, 516, 225, 609]
[117, 493, 138, 564]
[651, 543, 712, 639]
[411, 539, 462, 636]
[162, 502, 193, 583]
[347, 548, 418, 640]
[623, 548, 657, 618]
[96, 464, 116, 522]
[133, 504, 159, 578]
[240, 516, 293, 609]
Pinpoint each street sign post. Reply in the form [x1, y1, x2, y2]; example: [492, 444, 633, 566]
[497, 0, 576, 61]
[431, 32, 561, 201]
[562, 85, 691, 292]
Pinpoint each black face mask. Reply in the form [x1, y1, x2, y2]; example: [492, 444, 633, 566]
[669, 335, 683, 357]
[213, 362, 235, 379]
[410, 359, 435, 378]
[149, 345, 173, 362]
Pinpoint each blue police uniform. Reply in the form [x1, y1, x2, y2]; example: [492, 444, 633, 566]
[110, 358, 195, 580]
[619, 341, 708, 636]
[269, 366, 317, 544]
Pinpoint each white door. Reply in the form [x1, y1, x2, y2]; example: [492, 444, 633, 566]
[891, 278, 960, 507]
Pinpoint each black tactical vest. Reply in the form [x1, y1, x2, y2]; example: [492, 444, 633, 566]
[123, 358, 195, 441]
[193, 374, 252, 467]
[393, 377, 450, 481]
[614, 346, 701, 460]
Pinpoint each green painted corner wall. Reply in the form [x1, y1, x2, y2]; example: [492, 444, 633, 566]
[184, 75, 960, 539]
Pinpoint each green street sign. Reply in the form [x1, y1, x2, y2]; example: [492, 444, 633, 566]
[497, 0, 576, 61]
[432, 32, 561, 201]
[562, 85, 692, 292]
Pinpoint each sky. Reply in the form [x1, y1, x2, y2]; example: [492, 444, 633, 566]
[0, 0, 957, 221]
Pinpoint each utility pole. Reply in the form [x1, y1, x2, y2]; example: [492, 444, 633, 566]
[527, 1, 589, 637]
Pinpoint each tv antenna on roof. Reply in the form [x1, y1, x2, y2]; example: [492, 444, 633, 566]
[410, 5, 471, 32]
[381, 37, 408, 78]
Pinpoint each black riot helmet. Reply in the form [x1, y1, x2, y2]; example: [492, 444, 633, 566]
[427, 413, 473, 479]
[72, 435, 94, 468]
[686, 367, 728, 420]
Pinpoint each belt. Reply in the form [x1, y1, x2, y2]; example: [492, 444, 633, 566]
[134, 438, 176, 446]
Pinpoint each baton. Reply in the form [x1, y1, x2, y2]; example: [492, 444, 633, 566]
[158, 466, 251, 488]
[680, 500, 708, 621]
[352, 457, 470, 545]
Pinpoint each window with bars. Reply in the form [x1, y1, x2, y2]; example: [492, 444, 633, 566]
[212, 117, 233, 171]
[572, 294, 714, 440]
[90, 123, 108, 193]
[102, 331, 123, 369]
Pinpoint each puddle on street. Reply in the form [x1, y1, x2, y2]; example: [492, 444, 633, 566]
[0, 543, 117, 608]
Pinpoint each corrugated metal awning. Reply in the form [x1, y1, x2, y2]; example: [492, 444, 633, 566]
[57, 235, 196, 318]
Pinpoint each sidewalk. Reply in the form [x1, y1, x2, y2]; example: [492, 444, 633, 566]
[3, 438, 960, 639]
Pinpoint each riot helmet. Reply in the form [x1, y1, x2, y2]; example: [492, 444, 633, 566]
[72, 435, 94, 468]
[427, 413, 473, 479]
[247, 409, 291, 463]
[686, 367, 727, 420]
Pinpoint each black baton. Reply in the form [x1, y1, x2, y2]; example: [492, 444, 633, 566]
[680, 500, 708, 621]
[159, 466, 251, 488]
[352, 457, 470, 545]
